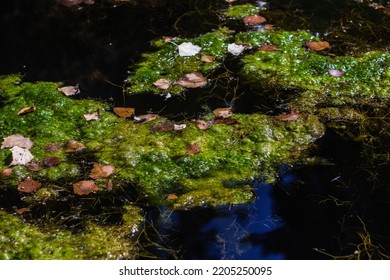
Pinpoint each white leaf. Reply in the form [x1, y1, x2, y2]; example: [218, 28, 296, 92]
[174, 124, 187, 131]
[83, 110, 100, 121]
[10, 146, 34, 166]
[177, 42, 202, 56]
[227, 43, 246, 56]
[1, 134, 34, 149]
[58, 85, 80, 96]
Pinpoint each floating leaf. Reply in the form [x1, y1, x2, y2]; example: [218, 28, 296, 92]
[259, 44, 278, 51]
[213, 107, 233, 119]
[201, 54, 215, 63]
[194, 119, 213, 130]
[17, 105, 35, 115]
[18, 177, 41, 193]
[153, 78, 171, 90]
[58, 84, 80, 96]
[113, 107, 135, 118]
[177, 42, 202, 56]
[25, 161, 42, 172]
[83, 110, 100, 121]
[43, 157, 62, 167]
[186, 142, 201, 155]
[10, 146, 34, 166]
[167, 194, 179, 201]
[44, 142, 61, 152]
[1, 134, 34, 149]
[328, 69, 345, 77]
[134, 114, 159, 123]
[73, 180, 100, 195]
[243, 15, 267, 27]
[305, 41, 330, 51]
[0, 168, 13, 178]
[227, 43, 246, 56]
[174, 72, 207, 88]
[15, 207, 31, 215]
[64, 140, 86, 153]
[151, 120, 174, 132]
[90, 163, 116, 179]
[275, 113, 299, 122]
[174, 124, 187, 131]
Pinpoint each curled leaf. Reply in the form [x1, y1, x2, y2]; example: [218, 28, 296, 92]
[44, 142, 61, 153]
[186, 142, 201, 155]
[275, 113, 299, 122]
[83, 110, 100, 121]
[17, 106, 35, 116]
[1, 134, 34, 149]
[153, 78, 171, 90]
[113, 107, 135, 118]
[174, 72, 207, 88]
[10, 146, 34, 166]
[227, 43, 246, 56]
[305, 41, 330, 51]
[73, 180, 100, 195]
[89, 163, 116, 179]
[58, 84, 80, 96]
[43, 157, 62, 167]
[328, 69, 345, 77]
[243, 15, 267, 27]
[18, 177, 41, 193]
[194, 119, 213, 130]
[177, 42, 202, 56]
[134, 114, 159, 123]
[213, 107, 233, 119]
[64, 140, 86, 153]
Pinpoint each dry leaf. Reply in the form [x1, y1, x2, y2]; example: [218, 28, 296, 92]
[194, 119, 213, 130]
[64, 140, 86, 153]
[227, 43, 246, 56]
[259, 44, 278, 51]
[305, 41, 330, 51]
[153, 78, 171, 90]
[43, 157, 62, 167]
[44, 142, 61, 152]
[213, 107, 233, 119]
[73, 180, 100, 195]
[83, 110, 100, 121]
[10, 146, 34, 166]
[25, 161, 43, 172]
[167, 194, 179, 200]
[17, 106, 35, 116]
[15, 207, 31, 215]
[186, 143, 201, 155]
[201, 54, 215, 63]
[275, 113, 299, 122]
[89, 163, 116, 179]
[1, 134, 34, 149]
[134, 114, 159, 123]
[328, 69, 345, 77]
[174, 72, 207, 88]
[58, 84, 80, 96]
[151, 120, 174, 132]
[243, 15, 267, 27]
[113, 107, 135, 118]
[18, 177, 41, 193]
[174, 124, 187, 131]
[0, 168, 13, 178]
[177, 42, 202, 56]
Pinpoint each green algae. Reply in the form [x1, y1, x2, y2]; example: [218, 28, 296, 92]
[224, 4, 264, 19]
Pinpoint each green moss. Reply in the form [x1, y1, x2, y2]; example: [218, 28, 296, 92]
[224, 4, 264, 19]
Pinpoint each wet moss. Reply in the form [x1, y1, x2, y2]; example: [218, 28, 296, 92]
[224, 4, 264, 19]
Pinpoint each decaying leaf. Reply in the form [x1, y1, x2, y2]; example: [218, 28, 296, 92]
[73, 180, 100, 195]
[177, 42, 202, 56]
[83, 110, 100, 121]
[43, 157, 62, 167]
[113, 107, 135, 118]
[0, 168, 13, 178]
[328, 69, 345, 77]
[1, 134, 34, 149]
[134, 114, 159, 123]
[305, 41, 330, 51]
[89, 163, 116, 179]
[259, 44, 278, 51]
[227, 43, 246, 56]
[174, 72, 207, 88]
[213, 107, 233, 119]
[15, 207, 31, 215]
[103, 179, 113, 189]
[44, 142, 62, 152]
[153, 78, 171, 90]
[25, 161, 43, 172]
[17, 105, 35, 116]
[214, 118, 240, 125]
[194, 119, 213, 130]
[167, 194, 179, 201]
[275, 113, 299, 122]
[186, 142, 201, 155]
[58, 84, 80, 96]
[174, 124, 187, 131]
[151, 120, 175, 133]
[10, 146, 34, 166]
[64, 140, 86, 153]
[17, 177, 41, 193]
[201, 54, 215, 63]
[243, 15, 267, 27]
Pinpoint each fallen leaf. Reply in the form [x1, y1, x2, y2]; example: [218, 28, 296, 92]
[134, 114, 159, 123]
[243, 15, 267, 27]
[17, 106, 35, 116]
[213, 107, 233, 119]
[167, 194, 179, 200]
[1, 134, 34, 149]
[89, 163, 116, 179]
[177, 42, 202, 56]
[174, 124, 187, 131]
[73, 180, 100, 195]
[43, 157, 62, 167]
[58, 84, 80, 96]
[153, 78, 171, 90]
[275, 113, 299, 122]
[174, 72, 207, 88]
[227, 43, 246, 56]
[15, 208, 31, 215]
[25, 161, 42, 172]
[18, 177, 41, 193]
[264, 24, 274, 30]
[201, 54, 215, 63]
[214, 118, 240, 125]
[0, 168, 13, 178]
[259, 44, 278, 51]
[194, 119, 213, 130]
[44, 142, 62, 152]
[151, 120, 174, 132]
[83, 110, 100, 121]
[64, 140, 86, 153]
[10, 146, 34, 166]
[305, 41, 330, 51]
[162, 36, 177, 43]
[328, 69, 345, 77]
[113, 107, 135, 118]
[186, 142, 201, 155]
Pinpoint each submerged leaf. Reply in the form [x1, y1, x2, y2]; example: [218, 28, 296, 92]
[58, 84, 80, 96]
[73, 180, 100, 195]
[259, 44, 278, 51]
[305, 41, 330, 51]
[89, 163, 116, 179]
[15, 207, 31, 215]
[18, 177, 41, 193]
[113, 107, 135, 118]
[1, 134, 34, 149]
[17, 105, 35, 115]
[174, 72, 207, 88]
[177, 42, 202, 56]
[153, 78, 171, 90]
[43, 157, 62, 167]
[151, 120, 174, 132]
[44, 142, 62, 152]
[64, 140, 86, 153]
[25, 161, 43, 172]
[10, 146, 34, 166]
[213, 107, 233, 119]
[243, 15, 267, 27]
[186, 142, 201, 155]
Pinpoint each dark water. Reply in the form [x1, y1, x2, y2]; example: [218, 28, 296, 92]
[1, 0, 390, 259]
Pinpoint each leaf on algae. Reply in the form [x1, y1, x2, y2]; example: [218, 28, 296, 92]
[328, 69, 345, 77]
[134, 114, 159, 123]
[243, 15, 266, 27]
[305, 41, 330, 51]
[227, 43, 246, 56]
[64, 140, 86, 153]
[259, 44, 278, 51]
[58, 84, 80, 96]
[17, 105, 35, 116]
[0, 168, 13, 178]
[73, 180, 100, 195]
[177, 42, 202, 56]
[200, 54, 215, 63]
[1, 134, 34, 149]
[89, 163, 115, 179]
[194, 119, 213, 130]
[10, 146, 34, 166]
[83, 110, 100, 121]
[17, 177, 41, 193]
[113, 107, 135, 118]
[185, 143, 201, 155]
[275, 113, 299, 122]
[174, 72, 207, 88]
[153, 78, 171, 90]
[44, 142, 62, 153]
[213, 107, 233, 119]
[43, 157, 62, 167]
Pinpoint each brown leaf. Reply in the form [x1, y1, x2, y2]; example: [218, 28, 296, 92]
[243, 15, 267, 27]
[103, 180, 113, 189]
[73, 180, 100, 195]
[259, 44, 278, 51]
[44, 142, 62, 153]
[58, 84, 80, 96]
[1, 134, 34, 149]
[194, 119, 213, 130]
[185, 142, 201, 155]
[64, 140, 86, 153]
[214, 118, 240, 125]
[162, 36, 177, 43]
[15, 207, 31, 215]
[264, 24, 274, 30]
[17, 106, 36, 116]
[83, 110, 100, 121]
[89, 163, 116, 179]
[0, 168, 13, 178]
[18, 177, 42, 193]
[305, 41, 330, 51]
[213, 107, 233, 119]
[153, 78, 171, 90]
[174, 72, 207, 88]
[201, 54, 215, 63]
[25, 161, 43, 172]
[151, 120, 175, 133]
[328, 69, 345, 77]
[43, 157, 62, 167]
[167, 194, 179, 201]
[113, 107, 135, 118]
[134, 114, 159, 123]
[275, 113, 299, 122]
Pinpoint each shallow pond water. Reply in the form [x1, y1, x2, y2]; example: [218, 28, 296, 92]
[1, 0, 390, 259]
